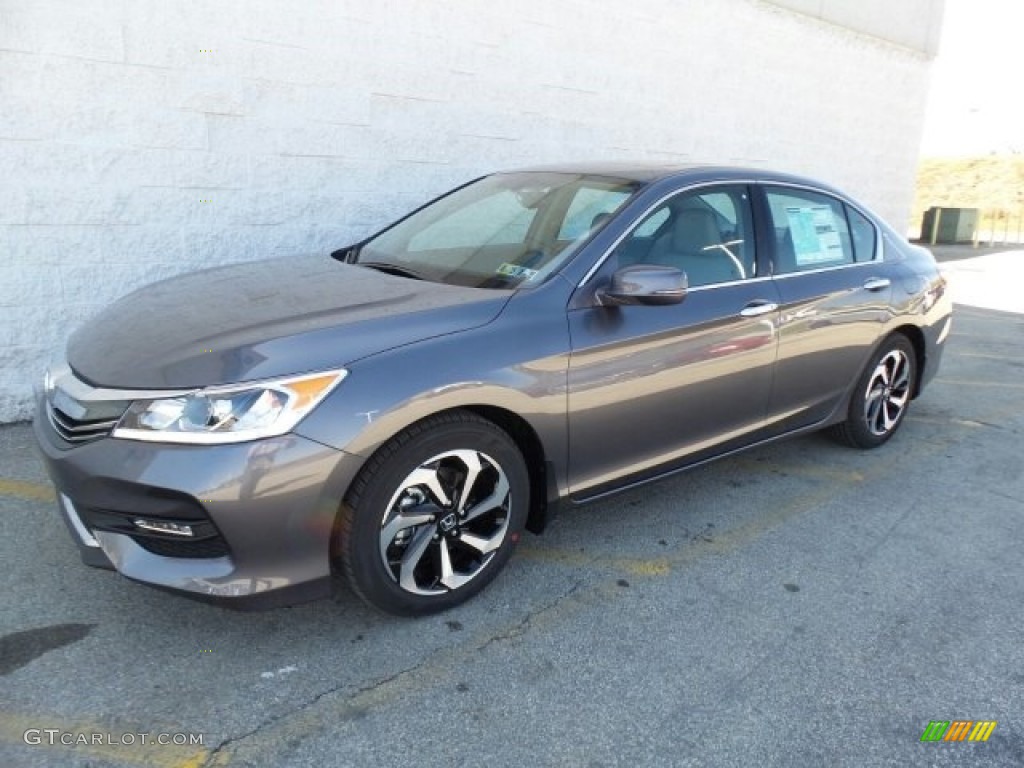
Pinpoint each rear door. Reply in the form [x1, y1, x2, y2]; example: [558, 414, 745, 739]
[758, 184, 892, 435]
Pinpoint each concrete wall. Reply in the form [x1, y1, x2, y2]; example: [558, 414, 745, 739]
[0, 0, 943, 422]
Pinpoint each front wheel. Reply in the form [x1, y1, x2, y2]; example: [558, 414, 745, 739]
[335, 411, 529, 616]
[830, 334, 917, 449]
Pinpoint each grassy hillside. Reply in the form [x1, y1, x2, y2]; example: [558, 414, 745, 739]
[913, 155, 1024, 238]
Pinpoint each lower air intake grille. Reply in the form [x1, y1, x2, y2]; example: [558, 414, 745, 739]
[134, 536, 230, 559]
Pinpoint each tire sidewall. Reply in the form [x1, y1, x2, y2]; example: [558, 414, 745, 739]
[341, 418, 529, 616]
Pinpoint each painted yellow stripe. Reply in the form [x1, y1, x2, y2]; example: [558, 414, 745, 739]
[732, 459, 863, 483]
[957, 351, 1024, 361]
[521, 459, 872, 578]
[204, 432, 969, 760]
[0, 711, 228, 768]
[935, 378, 1024, 390]
[949, 331, 1024, 341]
[519, 547, 671, 576]
[0, 479, 54, 502]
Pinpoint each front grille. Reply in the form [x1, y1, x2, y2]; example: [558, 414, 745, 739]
[47, 402, 120, 444]
[42, 366, 132, 446]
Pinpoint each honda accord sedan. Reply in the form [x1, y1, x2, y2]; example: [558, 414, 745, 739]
[34, 165, 952, 615]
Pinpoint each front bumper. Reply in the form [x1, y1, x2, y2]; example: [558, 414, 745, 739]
[34, 398, 365, 609]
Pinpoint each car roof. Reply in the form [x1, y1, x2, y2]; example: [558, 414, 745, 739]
[502, 162, 838, 191]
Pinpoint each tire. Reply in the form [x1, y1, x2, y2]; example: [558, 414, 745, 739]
[830, 334, 917, 449]
[336, 410, 529, 616]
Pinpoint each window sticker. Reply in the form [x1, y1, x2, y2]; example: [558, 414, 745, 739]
[785, 206, 844, 266]
[496, 262, 539, 280]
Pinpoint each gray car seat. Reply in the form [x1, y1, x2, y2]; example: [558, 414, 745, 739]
[647, 208, 743, 286]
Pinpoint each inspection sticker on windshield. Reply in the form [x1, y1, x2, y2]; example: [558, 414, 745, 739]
[496, 263, 538, 280]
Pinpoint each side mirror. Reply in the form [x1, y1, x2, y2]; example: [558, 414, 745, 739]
[598, 265, 687, 306]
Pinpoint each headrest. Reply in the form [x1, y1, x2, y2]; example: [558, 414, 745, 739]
[672, 208, 721, 252]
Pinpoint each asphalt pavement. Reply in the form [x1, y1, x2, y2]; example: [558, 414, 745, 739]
[1, 248, 1022, 767]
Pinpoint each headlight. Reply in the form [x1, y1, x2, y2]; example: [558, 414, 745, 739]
[112, 369, 347, 444]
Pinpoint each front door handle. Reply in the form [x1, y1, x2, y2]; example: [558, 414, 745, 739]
[863, 277, 891, 292]
[740, 301, 779, 318]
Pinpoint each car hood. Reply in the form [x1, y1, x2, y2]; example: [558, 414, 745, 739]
[68, 255, 510, 388]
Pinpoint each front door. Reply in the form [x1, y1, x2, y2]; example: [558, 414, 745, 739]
[566, 184, 780, 498]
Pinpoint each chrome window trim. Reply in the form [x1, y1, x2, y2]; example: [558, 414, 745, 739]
[684, 275, 774, 292]
[758, 180, 884, 269]
[770, 259, 881, 280]
[577, 178, 886, 289]
[577, 179, 759, 288]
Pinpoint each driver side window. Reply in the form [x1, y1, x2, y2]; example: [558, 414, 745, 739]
[613, 186, 755, 287]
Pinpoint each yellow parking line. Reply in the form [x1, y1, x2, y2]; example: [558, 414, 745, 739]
[519, 546, 672, 576]
[935, 378, 1024, 390]
[0, 711, 226, 768]
[732, 460, 864, 484]
[521, 459, 867, 578]
[0, 479, 54, 502]
[957, 351, 1022, 361]
[949, 329, 1023, 338]
[206, 434, 969, 761]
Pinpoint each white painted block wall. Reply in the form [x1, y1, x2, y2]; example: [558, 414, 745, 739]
[1, 0, 940, 421]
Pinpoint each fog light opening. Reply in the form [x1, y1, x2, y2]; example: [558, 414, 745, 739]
[132, 518, 195, 537]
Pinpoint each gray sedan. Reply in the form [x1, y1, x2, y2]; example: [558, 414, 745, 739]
[34, 165, 952, 615]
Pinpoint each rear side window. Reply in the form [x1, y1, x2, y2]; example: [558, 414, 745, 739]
[846, 205, 877, 262]
[765, 188, 854, 274]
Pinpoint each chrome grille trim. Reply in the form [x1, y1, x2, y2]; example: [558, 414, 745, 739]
[43, 365, 137, 445]
[47, 402, 120, 443]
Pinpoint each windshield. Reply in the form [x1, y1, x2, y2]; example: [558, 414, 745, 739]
[357, 172, 640, 288]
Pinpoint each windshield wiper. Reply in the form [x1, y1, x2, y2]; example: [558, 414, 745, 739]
[358, 262, 426, 281]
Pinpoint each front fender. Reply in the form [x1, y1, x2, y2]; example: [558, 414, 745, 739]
[294, 284, 572, 499]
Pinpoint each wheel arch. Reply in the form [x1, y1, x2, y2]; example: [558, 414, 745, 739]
[890, 324, 926, 398]
[337, 403, 558, 539]
[459, 405, 556, 535]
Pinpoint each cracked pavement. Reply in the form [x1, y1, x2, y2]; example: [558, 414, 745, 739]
[2, 250, 1023, 767]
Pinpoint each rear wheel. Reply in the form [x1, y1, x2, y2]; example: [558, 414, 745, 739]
[830, 334, 917, 449]
[336, 411, 528, 616]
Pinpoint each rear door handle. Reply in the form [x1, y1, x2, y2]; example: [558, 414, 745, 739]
[863, 277, 891, 291]
[739, 301, 779, 318]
